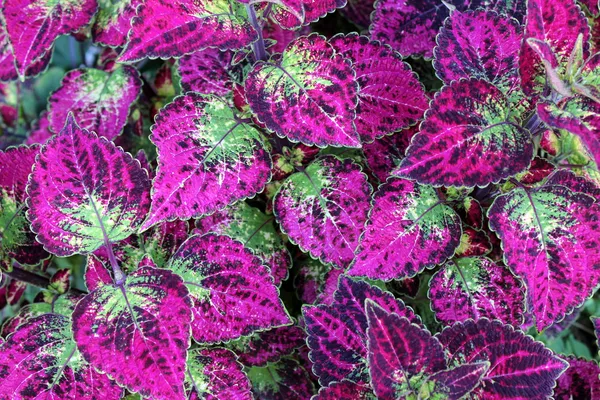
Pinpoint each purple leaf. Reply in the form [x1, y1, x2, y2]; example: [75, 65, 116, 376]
[488, 183, 600, 330]
[580, 0, 600, 15]
[329, 34, 428, 142]
[395, 79, 534, 187]
[0, 314, 123, 399]
[434, 10, 522, 94]
[553, 356, 600, 399]
[0, 18, 50, 82]
[119, 0, 258, 62]
[438, 319, 569, 399]
[92, 0, 141, 47]
[546, 169, 600, 201]
[169, 233, 291, 344]
[271, 0, 345, 29]
[1, 302, 51, 338]
[366, 301, 446, 399]
[84, 254, 114, 292]
[363, 125, 417, 182]
[247, 357, 316, 400]
[178, 49, 237, 96]
[339, 0, 376, 27]
[25, 111, 53, 145]
[314, 380, 375, 400]
[348, 178, 461, 280]
[141, 93, 271, 231]
[48, 66, 142, 141]
[186, 347, 252, 400]
[228, 325, 306, 367]
[428, 362, 490, 399]
[72, 265, 192, 400]
[26, 116, 151, 256]
[429, 257, 525, 326]
[274, 155, 371, 268]
[245, 34, 360, 148]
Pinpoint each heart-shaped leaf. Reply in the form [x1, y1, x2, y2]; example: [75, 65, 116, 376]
[178, 49, 237, 96]
[553, 356, 600, 399]
[92, 0, 141, 47]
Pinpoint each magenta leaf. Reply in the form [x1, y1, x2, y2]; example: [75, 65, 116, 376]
[0, 18, 50, 82]
[429, 257, 525, 326]
[84, 254, 114, 292]
[428, 362, 490, 399]
[366, 301, 446, 399]
[329, 34, 428, 142]
[546, 169, 600, 201]
[245, 34, 360, 148]
[348, 178, 461, 280]
[141, 93, 271, 231]
[271, 0, 345, 29]
[274, 155, 371, 268]
[92, 0, 141, 47]
[247, 357, 316, 399]
[1, 302, 52, 338]
[72, 265, 192, 399]
[168, 233, 291, 344]
[0, 313, 123, 399]
[363, 125, 417, 182]
[227, 325, 306, 366]
[339, 0, 375, 27]
[178, 48, 237, 96]
[26, 115, 151, 256]
[120, 0, 258, 62]
[488, 183, 600, 330]
[186, 347, 252, 400]
[434, 10, 522, 94]
[2, 0, 97, 77]
[314, 380, 376, 400]
[48, 66, 142, 141]
[553, 356, 600, 399]
[438, 319, 569, 399]
[395, 79, 533, 187]
[25, 111, 53, 145]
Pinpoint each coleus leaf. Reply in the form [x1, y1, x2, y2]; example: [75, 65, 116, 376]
[434, 10, 523, 94]
[178, 48, 237, 96]
[329, 34, 428, 142]
[553, 356, 600, 399]
[395, 79, 534, 187]
[366, 301, 446, 399]
[119, 0, 258, 62]
[186, 347, 252, 400]
[348, 178, 461, 281]
[1, 302, 51, 337]
[85, 255, 113, 292]
[271, 0, 345, 29]
[428, 257, 525, 326]
[0, 313, 123, 399]
[168, 233, 291, 344]
[227, 325, 306, 366]
[427, 362, 490, 400]
[546, 169, 600, 201]
[274, 155, 371, 268]
[195, 201, 291, 286]
[339, 0, 375, 27]
[72, 265, 192, 400]
[438, 319, 569, 399]
[141, 93, 271, 231]
[5, 279, 26, 305]
[48, 66, 142, 140]
[0, 17, 51, 82]
[314, 380, 375, 400]
[245, 34, 360, 148]
[362, 125, 417, 182]
[488, 182, 600, 330]
[247, 357, 315, 400]
[26, 115, 151, 256]
[92, 0, 141, 47]
[25, 111, 52, 145]
[2, 0, 97, 77]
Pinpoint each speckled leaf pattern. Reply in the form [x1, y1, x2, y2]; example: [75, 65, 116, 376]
[546, 169, 600, 201]
[93, 0, 141, 47]
[186, 347, 252, 400]
[553, 356, 600, 399]
[142, 93, 271, 231]
[245, 35, 360, 148]
[329, 34, 427, 142]
[363, 125, 417, 182]
[195, 202, 291, 286]
[434, 10, 522, 94]
[429, 257, 525, 326]
[0, 313, 123, 399]
[348, 178, 461, 281]
[26, 116, 151, 256]
[272, 0, 346, 29]
[396, 79, 533, 187]
[2, 0, 97, 76]
[314, 380, 376, 400]
[169, 233, 291, 344]
[488, 184, 600, 330]
[72, 266, 192, 400]
[0, 302, 52, 338]
[428, 362, 490, 400]
[120, 0, 257, 62]
[274, 156, 371, 268]
[178, 49, 237, 96]
[438, 319, 569, 399]
[247, 358, 315, 400]
[48, 67, 142, 140]
[366, 301, 446, 399]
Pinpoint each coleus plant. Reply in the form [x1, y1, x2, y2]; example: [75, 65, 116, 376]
[1, 0, 600, 398]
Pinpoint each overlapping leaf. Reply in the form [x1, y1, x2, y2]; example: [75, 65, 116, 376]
[348, 178, 461, 280]
[227, 325, 306, 366]
[26, 116, 151, 256]
[93, 0, 141, 47]
[553, 356, 600, 399]
[274, 155, 371, 268]
[271, 0, 345, 29]
[245, 34, 360, 147]
[247, 358, 316, 399]
[314, 380, 375, 400]
[427, 362, 490, 399]
[178, 49, 237, 96]
[362, 125, 417, 182]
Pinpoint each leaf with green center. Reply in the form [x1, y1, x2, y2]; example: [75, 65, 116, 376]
[141, 93, 271, 231]
[247, 358, 316, 399]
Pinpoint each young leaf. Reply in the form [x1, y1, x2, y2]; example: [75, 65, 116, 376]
[245, 34, 360, 148]
[553, 356, 600, 399]
[366, 301, 446, 399]
[92, 0, 141, 47]
[329, 34, 428, 142]
[26, 116, 151, 256]
[141, 93, 271, 231]
[488, 183, 600, 330]
[0, 313, 123, 399]
[168, 233, 291, 344]
[178, 48, 237, 96]
[427, 362, 490, 400]
[395, 79, 534, 187]
[2, 0, 97, 77]
[348, 178, 461, 281]
[48, 67, 142, 141]
[72, 265, 192, 400]
[247, 358, 316, 399]
[428, 257, 525, 326]
[119, 0, 257, 62]
[274, 155, 371, 268]
[438, 319, 569, 399]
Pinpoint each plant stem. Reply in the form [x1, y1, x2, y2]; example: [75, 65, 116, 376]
[4, 265, 85, 294]
[104, 241, 125, 285]
[246, 4, 267, 61]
